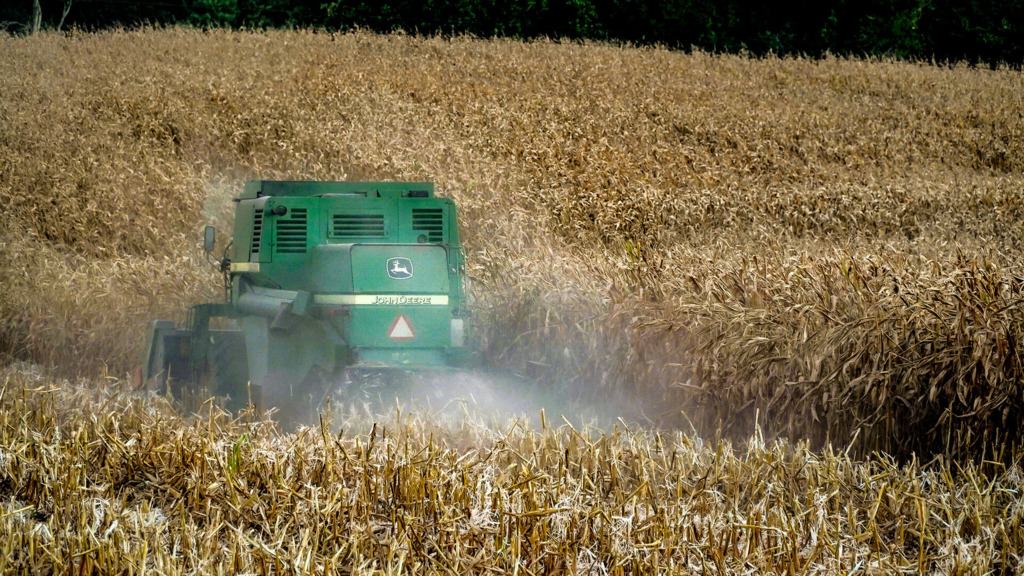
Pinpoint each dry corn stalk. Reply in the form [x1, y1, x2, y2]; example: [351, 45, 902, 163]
[1, 364, 1022, 574]
[1, 30, 1023, 458]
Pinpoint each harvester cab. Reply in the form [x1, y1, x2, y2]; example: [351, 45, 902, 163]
[143, 180, 473, 417]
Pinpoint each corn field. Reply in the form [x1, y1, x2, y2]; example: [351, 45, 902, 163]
[1, 28, 1023, 572]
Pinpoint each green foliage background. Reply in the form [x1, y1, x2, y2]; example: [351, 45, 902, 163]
[4, 0, 1022, 66]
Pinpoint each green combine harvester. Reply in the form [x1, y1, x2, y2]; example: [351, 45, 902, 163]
[142, 180, 472, 417]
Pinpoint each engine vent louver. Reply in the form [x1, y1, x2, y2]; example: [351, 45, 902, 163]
[333, 213, 386, 240]
[412, 208, 444, 243]
[274, 208, 308, 254]
[250, 209, 263, 257]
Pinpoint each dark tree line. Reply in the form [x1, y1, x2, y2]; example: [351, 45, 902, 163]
[3, 0, 1022, 66]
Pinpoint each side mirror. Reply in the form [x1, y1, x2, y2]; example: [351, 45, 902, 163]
[203, 226, 216, 253]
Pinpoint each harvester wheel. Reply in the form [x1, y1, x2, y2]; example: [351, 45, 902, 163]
[210, 332, 251, 412]
[260, 367, 331, 429]
[150, 336, 196, 405]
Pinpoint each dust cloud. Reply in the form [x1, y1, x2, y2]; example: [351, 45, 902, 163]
[286, 369, 640, 434]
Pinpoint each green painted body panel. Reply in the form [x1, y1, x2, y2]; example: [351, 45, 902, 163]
[355, 348, 448, 367]
[240, 180, 435, 200]
[223, 180, 469, 393]
[346, 306, 452, 348]
[350, 245, 449, 293]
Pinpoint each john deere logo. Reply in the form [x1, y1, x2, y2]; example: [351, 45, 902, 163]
[387, 257, 413, 280]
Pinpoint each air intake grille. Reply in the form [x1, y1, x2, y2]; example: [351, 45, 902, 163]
[250, 209, 263, 257]
[412, 208, 444, 243]
[275, 208, 307, 254]
[333, 213, 385, 240]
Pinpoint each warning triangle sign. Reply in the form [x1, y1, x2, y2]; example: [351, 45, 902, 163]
[388, 315, 416, 341]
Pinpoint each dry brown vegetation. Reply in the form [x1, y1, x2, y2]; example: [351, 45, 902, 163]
[2, 29, 1023, 462]
[3, 363, 1023, 574]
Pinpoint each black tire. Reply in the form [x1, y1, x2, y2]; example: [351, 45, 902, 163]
[260, 366, 330, 430]
[155, 334, 196, 404]
[210, 332, 251, 412]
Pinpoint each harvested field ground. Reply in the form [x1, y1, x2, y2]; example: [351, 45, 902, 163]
[1, 29, 1023, 573]
[2, 363, 1023, 575]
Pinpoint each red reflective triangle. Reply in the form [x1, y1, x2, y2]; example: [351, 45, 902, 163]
[388, 315, 416, 341]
